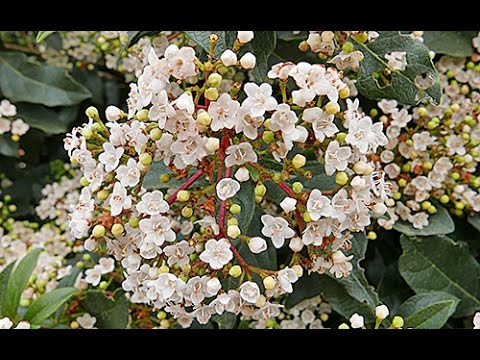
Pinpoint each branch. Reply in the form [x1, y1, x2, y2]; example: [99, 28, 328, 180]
[166, 170, 204, 205]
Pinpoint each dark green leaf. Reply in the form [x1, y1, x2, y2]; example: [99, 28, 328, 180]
[399, 235, 480, 316]
[0, 262, 15, 317]
[468, 214, 480, 233]
[185, 31, 233, 57]
[24, 287, 78, 325]
[2, 248, 42, 318]
[16, 103, 77, 135]
[36, 31, 56, 43]
[377, 261, 414, 315]
[398, 291, 459, 329]
[0, 134, 19, 157]
[82, 289, 129, 329]
[248, 31, 277, 82]
[423, 31, 476, 57]
[212, 312, 237, 329]
[0, 51, 91, 106]
[354, 31, 441, 105]
[393, 205, 454, 236]
[232, 180, 255, 230]
[71, 68, 104, 105]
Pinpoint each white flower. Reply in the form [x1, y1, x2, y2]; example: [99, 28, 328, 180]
[270, 104, 298, 134]
[277, 267, 298, 293]
[206, 277, 222, 297]
[85, 267, 102, 286]
[446, 134, 466, 156]
[240, 52, 256, 69]
[330, 250, 354, 278]
[0, 118, 11, 134]
[139, 214, 176, 246]
[164, 240, 195, 267]
[195, 216, 220, 236]
[199, 238, 233, 270]
[151, 273, 186, 301]
[0, 99, 16, 116]
[391, 108, 412, 128]
[302, 107, 338, 142]
[185, 277, 207, 305]
[307, 189, 333, 221]
[280, 197, 297, 213]
[302, 219, 332, 246]
[208, 93, 240, 131]
[164, 44, 197, 80]
[292, 62, 338, 106]
[136, 190, 169, 215]
[234, 167, 250, 182]
[11, 119, 29, 136]
[205, 137, 220, 154]
[0, 317, 13, 329]
[14, 321, 30, 329]
[242, 83, 278, 117]
[225, 143, 257, 168]
[235, 106, 264, 140]
[115, 158, 141, 187]
[346, 116, 387, 154]
[410, 212, 429, 229]
[149, 90, 175, 128]
[98, 142, 124, 172]
[349, 313, 364, 328]
[239, 281, 261, 303]
[375, 305, 390, 320]
[77, 313, 97, 329]
[385, 51, 407, 71]
[237, 31, 254, 44]
[220, 49, 238, 67]
[105, 105, 123, 122]
[261, 214, 295, 248]
[377, 99, 398, 114]
[98, 257, 115, 274]
[474, 312, 480, 329]
[268, 62, 296, 81]
[248, 237, 267, 254]
[216, 178, 241, 201]
[324, 140, 352, 176]
[109, 182, 132, 216]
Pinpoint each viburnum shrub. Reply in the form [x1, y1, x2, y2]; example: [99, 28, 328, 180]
[64, 31, 392, 325]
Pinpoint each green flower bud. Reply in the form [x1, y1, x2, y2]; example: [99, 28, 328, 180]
[81, 127, 93, 140]
[136, 109, 149, 121]
[367, 231, 377, 240]
[157, 311, 167, 320]
[205, 88, 219, 101]
[70, 321, 80, 330]
[177, 190, 190, 202]
[92, 224, 106, 238]
[76, 261, 85, 269]
[197, 111, 212, 126]
[159, 174, 171, 183]
[427, 205, 437, 215]
[99, 281, 109, 290]
[335, 171, 348, 185]
[292, 154, 306, 169]
[342, 41, 354, 53]
[82, 253, 91, 262]
[392, 316, 404, 328]
[303, 211, 312, 222]
[263, 276, 276, 290]
[80, 177, 90, 187]
[85, 106, 99, 120]
[255, 195, 263, 204]
[417, 107, 427, 117]
[112, 223, 124, 237]
[405, 139, 413, 147]
[8, 204, 16, 213]
[398, 178, 407, 187]
[455, 202, 465, 210]
[325, 101, 340, 115]
[450, 172, 461, 180]
[150, 128, 163, 141]
[262, 130, 275, 144]
[440, 194, 450, 204]
[229, 265, 242, 278]
[292, 182, 304, 194]
[181, 207, 193, 218]
[159, 264, 170, 274]
[338, 323, 350, 329]
[339, 86, 350, 99]
[227, 218, 238, 226]
[129, 217, 140, 228]
[20, 298, 30, 307]
[369, 108, 378, 118]
[207, 73, 222, 88]
[97, 190, 109, 201]
[255, 184, 267, 197]
[139, 153, 153, 166]
[421, 201, 431, 210]
[230, 204, 242, 214]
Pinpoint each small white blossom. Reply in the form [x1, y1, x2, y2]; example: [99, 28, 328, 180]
[280, 197, 297, 213]
[216, 178, 241, 201]
[349, 313, 364, 328]
[261, 214, 295, 248]
[240, 281, 261, 303]
[199, 238, 233, 270]
[248, 237, 268, 254]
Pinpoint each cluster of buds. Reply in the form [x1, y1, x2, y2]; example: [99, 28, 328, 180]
[371, 53, 480, 230]
[65, 31, 390, 327]
[339, 304, 404, 329]
[0, 99, 30, 142]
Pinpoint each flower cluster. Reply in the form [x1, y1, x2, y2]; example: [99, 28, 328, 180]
[371, 53, 480, 230]
[0, 99, 30, 142]
[247, 295, 331, 329]
[65, 31, 390, 327]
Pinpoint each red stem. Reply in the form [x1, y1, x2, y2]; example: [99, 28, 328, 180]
[166, 170, 204, 205]
[167, 32, 181, 41]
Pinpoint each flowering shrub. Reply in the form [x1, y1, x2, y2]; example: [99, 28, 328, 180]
[1, 30, 480, 329]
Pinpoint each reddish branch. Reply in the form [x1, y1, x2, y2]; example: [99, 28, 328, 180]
[166, 170, 204, 205]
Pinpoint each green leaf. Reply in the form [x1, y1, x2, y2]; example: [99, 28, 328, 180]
[398, 291, 459, 329]
[248, 31, 277, 82]
[16, 103, 77, 135]
[185, 31, 233, 56]
[354, 31, 441, 106]
[468, 214, 480, 232]
[399, 235, 480, 317]
[423, 31, 476, 58]
[143, 162, 208, 191]
[0, 134, 19, 157]
[24, 287, 78, 325]
[212, 312, 237, 329]
[36, 31, 56, 43]
[333, 232, 380, 310]
[377, 261, 414, 315]
[0, 262, 15, 317]
[232, 180, 255, 230]
[71, 68, 104, 105]
[82, 289, 129, 329]
[393, 205, 454, 236]
[0, 51, 91, 106]
[2, 248, 42, 318]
